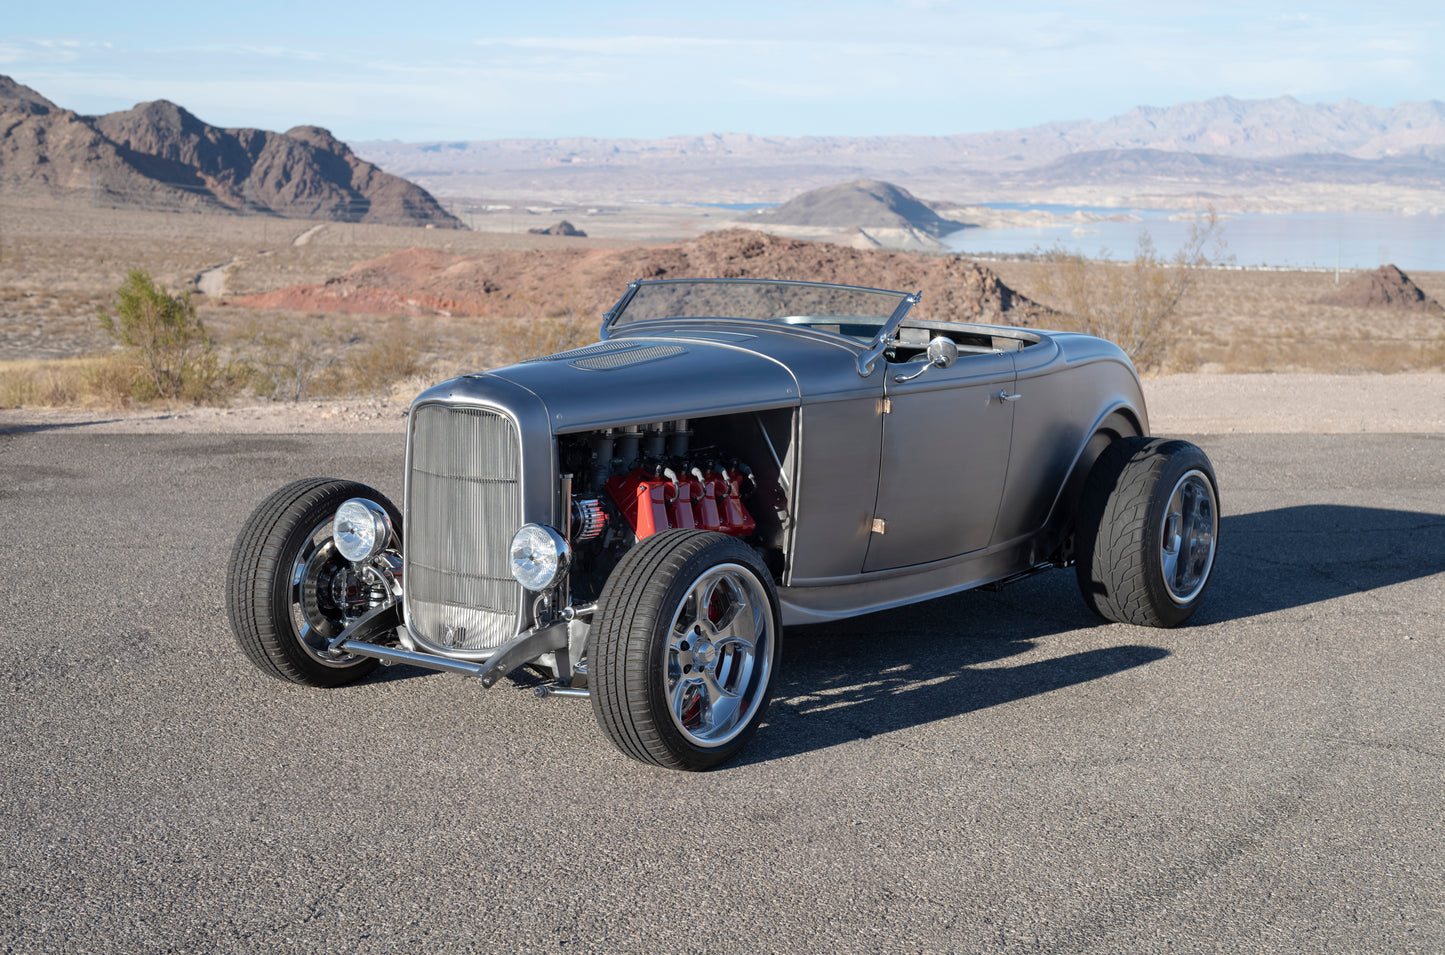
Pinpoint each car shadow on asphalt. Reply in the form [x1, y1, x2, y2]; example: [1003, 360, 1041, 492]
[739, 586, 1169, 765]
[0, 418, 125, 435]
[1195, 505, 1445, 624]
[741, 503, 1444, 764]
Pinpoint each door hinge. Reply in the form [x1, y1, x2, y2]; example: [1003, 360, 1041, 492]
[879, 397, 892, 414]
[871, 518, 887, 535]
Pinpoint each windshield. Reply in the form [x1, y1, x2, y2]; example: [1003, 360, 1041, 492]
[608, 279, 912, 341]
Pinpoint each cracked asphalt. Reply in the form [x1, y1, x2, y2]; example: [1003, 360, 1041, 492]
[1, 430, 1441, 953]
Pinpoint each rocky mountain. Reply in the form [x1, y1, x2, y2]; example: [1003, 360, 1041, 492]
[1313, 265, 1444, 312]
[754, 179, 964, 236]
[0, 75, 57, 115]
[1074, 96, 1445, 160]
[0, 75, 462, 228]
[1012, 148, 1445, 188]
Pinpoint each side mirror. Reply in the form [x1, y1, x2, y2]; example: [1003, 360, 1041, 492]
[925, 336, 958, 369]
[895, 336, 959, 382]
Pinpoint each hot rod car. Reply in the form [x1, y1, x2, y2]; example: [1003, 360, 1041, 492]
[226, 278, 1218, 770]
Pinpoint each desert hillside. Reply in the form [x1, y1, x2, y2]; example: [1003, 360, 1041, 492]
[231, 228, 1053, 327]
[0, 75, 461, 229]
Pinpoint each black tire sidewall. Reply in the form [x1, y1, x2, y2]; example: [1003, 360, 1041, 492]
[227, 478, 400, 687]
[1138, 444, 1218, 627]
[645, 540, 780, 767]
[591, 530, 782, 770]
[1076, 438, 1219, 628]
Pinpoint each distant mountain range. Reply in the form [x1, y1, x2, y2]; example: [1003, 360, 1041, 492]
[352, 96, 1445, 212]
[5, 79, 1443, 218]
[0, 75, 462, 228]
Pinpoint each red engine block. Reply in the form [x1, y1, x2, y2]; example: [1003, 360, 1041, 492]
[605, 467, 756, 540]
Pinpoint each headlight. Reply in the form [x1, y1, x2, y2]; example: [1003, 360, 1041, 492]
[333, 498, 393, 563]
[509, 524, 571, 592]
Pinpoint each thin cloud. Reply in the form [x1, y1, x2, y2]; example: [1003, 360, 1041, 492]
[0, 37, 111, 64]
[227, 45, 326, 62]
[483, 35, 742, 56]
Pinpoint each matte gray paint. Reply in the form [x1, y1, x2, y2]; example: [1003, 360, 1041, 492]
[405, 311, 1147, 634]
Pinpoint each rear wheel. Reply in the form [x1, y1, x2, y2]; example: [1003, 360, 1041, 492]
[226, 478, 401, 687]
[1075, 438, 1219, 628]
[590, 530, 780, 771]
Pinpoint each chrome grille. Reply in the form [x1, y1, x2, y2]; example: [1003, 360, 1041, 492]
[404, 405, 523, 651]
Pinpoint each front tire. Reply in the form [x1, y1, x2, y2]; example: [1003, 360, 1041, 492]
[1075, 438, 1219, 627]
[590, 530, 781, 771]
[226, 478, 401, 687]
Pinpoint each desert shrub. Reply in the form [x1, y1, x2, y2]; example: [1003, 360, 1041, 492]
[240, 318, 350, 402]
[332, 337, 424, 396]
[1032, 213, 1228, 371]
[495, 314, 595, 364]
[97, 269, 220, 401]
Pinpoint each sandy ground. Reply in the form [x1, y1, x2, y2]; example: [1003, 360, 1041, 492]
[2, 373, 1441, 436]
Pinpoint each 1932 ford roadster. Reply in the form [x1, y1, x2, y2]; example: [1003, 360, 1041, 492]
[227, 278, 1218, 770]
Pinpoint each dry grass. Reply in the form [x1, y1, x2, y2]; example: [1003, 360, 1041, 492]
[991, 261, 1445, 375]
[0, 353, 141, 408]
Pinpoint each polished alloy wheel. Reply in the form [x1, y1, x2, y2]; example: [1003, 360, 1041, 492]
[1160, 469, 1217, 605]
[663, 562, 774, 748]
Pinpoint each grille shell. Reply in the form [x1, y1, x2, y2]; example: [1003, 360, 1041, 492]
[404, 403, 525, 653]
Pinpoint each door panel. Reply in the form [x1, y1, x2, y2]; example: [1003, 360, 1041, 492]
[863, 351, 1015, 572]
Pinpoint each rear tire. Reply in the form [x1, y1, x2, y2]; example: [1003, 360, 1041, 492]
[590, 530, 781, 771]
[226, 478, 401, 687]
[1075, 438, 1219, 627]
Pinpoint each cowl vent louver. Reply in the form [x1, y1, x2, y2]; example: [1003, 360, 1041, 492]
[528, 341, 635, 363]
[571, 344, 686, 371]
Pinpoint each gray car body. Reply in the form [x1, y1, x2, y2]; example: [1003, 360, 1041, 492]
[404, 306, 1146, 632]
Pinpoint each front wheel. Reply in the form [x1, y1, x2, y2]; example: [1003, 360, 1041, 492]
[590, 530, 781, 771]
[1075, 437, 1219, 628]
[226, 478, 401, 687]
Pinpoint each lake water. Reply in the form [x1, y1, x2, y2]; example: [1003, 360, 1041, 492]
[942, 205, 1445, 272]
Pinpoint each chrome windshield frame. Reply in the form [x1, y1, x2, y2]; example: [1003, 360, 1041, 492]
[855, 289, 921, 377]
[599, 278, 919, 360]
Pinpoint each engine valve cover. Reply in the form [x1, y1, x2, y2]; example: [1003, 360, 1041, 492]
[605, 467, 755, 540]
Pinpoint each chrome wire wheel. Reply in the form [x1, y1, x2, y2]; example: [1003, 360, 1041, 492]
[1160, 469, 1217, 605]
[288, 518, 371, 667]
[664, 563, 774, 748]
[227, 478, 400, 687]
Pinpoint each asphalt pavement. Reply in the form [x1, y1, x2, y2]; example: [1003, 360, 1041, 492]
[1, 430, 1441, 953]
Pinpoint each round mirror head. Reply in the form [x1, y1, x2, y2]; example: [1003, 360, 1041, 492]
[927, 336, 959, 368]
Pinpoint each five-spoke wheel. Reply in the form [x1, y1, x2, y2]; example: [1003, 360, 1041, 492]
[1159, 469, 1217, 606]
[591, 530, 781, 770]
[663, 563, 774, 748]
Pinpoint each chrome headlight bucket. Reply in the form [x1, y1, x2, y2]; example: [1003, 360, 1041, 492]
[509, 523, 571, 592]
[333, 498, 394, 563]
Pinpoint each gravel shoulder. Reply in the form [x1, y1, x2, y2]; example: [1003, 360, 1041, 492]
[2, 373, 1442, 436]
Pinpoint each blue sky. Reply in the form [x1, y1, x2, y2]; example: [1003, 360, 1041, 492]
[3, 1, 1440, 142]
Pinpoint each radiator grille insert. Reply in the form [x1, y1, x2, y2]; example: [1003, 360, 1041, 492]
[404, 405, 523, 651]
